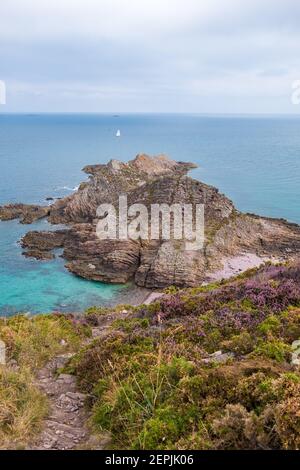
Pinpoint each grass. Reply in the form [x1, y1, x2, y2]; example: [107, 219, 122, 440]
[1, 261, 300, 450]
[0, 313, 89, 448]
[66, 261, 300, 450]
[0, 367, 48, 449]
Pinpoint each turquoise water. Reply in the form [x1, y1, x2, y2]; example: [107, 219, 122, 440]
[0, 219, 127, 315]
[0, 113, 299, 314]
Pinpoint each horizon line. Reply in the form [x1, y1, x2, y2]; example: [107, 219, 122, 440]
[1, 111, 300, 117]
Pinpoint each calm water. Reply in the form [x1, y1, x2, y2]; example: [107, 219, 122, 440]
[0, 113, 299, 314]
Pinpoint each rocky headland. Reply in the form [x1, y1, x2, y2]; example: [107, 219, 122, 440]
[1, 154, 300, 451]
[1, 154, 300, 288]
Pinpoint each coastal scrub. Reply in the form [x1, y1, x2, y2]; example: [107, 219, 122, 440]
[67, 262, 300, 449]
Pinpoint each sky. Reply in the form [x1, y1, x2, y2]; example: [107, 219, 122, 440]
[0, 0, 300, 113]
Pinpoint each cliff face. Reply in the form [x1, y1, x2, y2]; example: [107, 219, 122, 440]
[49, 154, 197, 224]
[2, 154, 300, 288]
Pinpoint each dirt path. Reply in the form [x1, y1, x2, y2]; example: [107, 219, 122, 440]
[28, 328, 110, 450]
[28, 354, 90, 450]
[27, 304, 160, 450]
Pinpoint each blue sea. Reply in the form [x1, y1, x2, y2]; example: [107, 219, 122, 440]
[0, 113, 299, 315]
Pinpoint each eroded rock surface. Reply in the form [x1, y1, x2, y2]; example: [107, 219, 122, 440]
[21, 229, 69, 260]
[1, 154, 300, 287]
[0, 204, 50, 224]
[28, 352, 109, 450]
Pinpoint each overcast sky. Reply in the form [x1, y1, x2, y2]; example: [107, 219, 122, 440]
[0, 0, 300, 113]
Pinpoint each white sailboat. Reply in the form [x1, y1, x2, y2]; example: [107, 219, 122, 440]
[116, 129, 121, 137]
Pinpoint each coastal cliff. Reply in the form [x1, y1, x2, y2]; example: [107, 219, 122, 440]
[1, 154, 300, 287]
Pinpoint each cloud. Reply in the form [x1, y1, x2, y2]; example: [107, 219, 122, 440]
[1, 0, 299, 40]
[0, 0, 222, 40]
[0, 0, 299, 112]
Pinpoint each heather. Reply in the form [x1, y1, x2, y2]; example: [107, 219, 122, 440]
[67, 262, 300, 450]
[1, 262, 300, 450]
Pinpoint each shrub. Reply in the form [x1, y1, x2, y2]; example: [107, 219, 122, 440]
[212, 404, 259, 450]
[221, 332, 255, 355]
[69, 261, 300, 449]
[258, 315, 281, 335]
[253, 340, 290, 363]
[0, 314, 88, 370]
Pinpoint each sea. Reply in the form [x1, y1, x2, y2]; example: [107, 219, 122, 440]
[0, 113, 299, 315]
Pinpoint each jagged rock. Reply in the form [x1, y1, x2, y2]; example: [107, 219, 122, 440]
[21, 230, 69, 250]
[0, 203, 50, 223]
[48, 154, 195, 224]
[23, 249, 55, 260]
[21, 229, 69, 259]
[63, 224, 140, 283]
[1, 154, 300, 288]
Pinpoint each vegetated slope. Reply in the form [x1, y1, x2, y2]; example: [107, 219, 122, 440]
[1, 261, 300, 450]
[68, 262, 300, 450]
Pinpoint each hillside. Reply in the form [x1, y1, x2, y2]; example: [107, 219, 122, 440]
[0, 261, 300, 449]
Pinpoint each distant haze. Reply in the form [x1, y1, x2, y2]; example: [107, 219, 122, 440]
[0, 0, 300, 113]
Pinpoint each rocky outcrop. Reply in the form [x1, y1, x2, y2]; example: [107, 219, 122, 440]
[1, 154, 300, 288]
[21, 230, 69, 250]
[23, 249, 55, 261]
[48, 154, 197, 224]
[63, 225, 140, 283]
[0, 204, 50, 224]
[21, 230, 69, 260]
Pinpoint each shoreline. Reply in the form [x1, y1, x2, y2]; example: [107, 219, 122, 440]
[1, 154, 299, 315]
[0, 254, 285, 318]
[206, 253, 282, 283]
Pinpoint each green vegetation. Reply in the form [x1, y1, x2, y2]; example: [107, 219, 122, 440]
[67, 262, 300, 450]
[0, 314, 89, 448]
[1, 262, 300, 450]
[0, 367, 47, 449]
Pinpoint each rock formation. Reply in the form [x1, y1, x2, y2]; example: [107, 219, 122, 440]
[0, 203, 50, 224]
[21, 230, 69, 260]
[1, 154, 299, 287]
